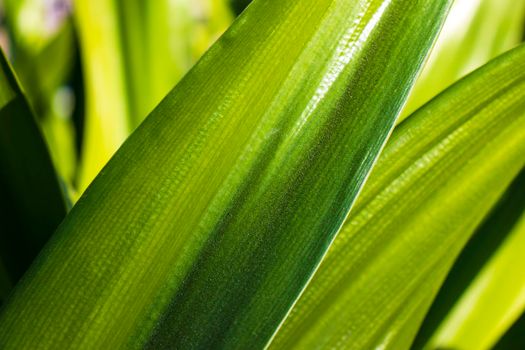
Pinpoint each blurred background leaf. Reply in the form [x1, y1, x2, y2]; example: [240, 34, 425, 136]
[0, 0, 78, 191]
[400, 0, 525, 121]
[0, 50, 68, 302]
[73, 0, 131, 193]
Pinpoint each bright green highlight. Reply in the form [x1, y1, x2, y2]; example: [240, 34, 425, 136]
[74, 0, 131, 192]
[0, 0, 450, 348]
[270, 44, 525, 350]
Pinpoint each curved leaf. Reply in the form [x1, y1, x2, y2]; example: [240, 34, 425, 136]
[414, 168, 525, 349]
[494, 310, 525, 349]
[0, 51, 68, 294]
[269, 44, 525, 349]
[421, 170, 525, 350]
[0, 0, 451, 349]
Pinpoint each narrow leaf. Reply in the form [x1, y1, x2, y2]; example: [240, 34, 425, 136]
[414, 168, 525, 348]
[0, 0, 450, 349]
[74, 0, 131, 192]
[270, 44, 525, 349]
[421, 170, 525, 350]
[0, 51, 67, 289]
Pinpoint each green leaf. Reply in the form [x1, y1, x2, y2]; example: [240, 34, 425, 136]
[400, 0, 525, 121]
[0, 0, 451, 348]
[269, 44, 525, 349]
[0, 50, 68, 291]
[493, 310, 525, 349]
[418, 169, 525, 350]
[117, 0, 233, 126]
[2, 1, 78, 187]
[75, 0, 233, 192]
[74, 0, 131, 192]
[413, 168, 525, 348]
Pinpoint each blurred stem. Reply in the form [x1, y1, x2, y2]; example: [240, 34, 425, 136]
[74, 0, 130, 193]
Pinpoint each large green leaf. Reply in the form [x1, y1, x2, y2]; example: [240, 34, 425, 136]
[0, 51, 68, 297]
[0, 0, 451, 348]
[269, 44, 525, 349]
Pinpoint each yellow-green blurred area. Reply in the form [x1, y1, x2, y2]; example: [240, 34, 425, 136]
[1, 0, 522, 199]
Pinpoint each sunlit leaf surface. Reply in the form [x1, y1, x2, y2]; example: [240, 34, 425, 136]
[0, 0, 450, 348]
[270, 44, 525, 350]
[421, 170, 525, 350]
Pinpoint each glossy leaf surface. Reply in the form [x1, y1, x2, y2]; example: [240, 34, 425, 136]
[0, 0, 450, 348]
[270, 44, 525, 350]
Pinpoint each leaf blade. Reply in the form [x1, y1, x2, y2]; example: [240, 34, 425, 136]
[270, 44, 525, 349]
[0, 1, 451, 348]
[421, 170, 525, 350]
[0, 50, 68, 290]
